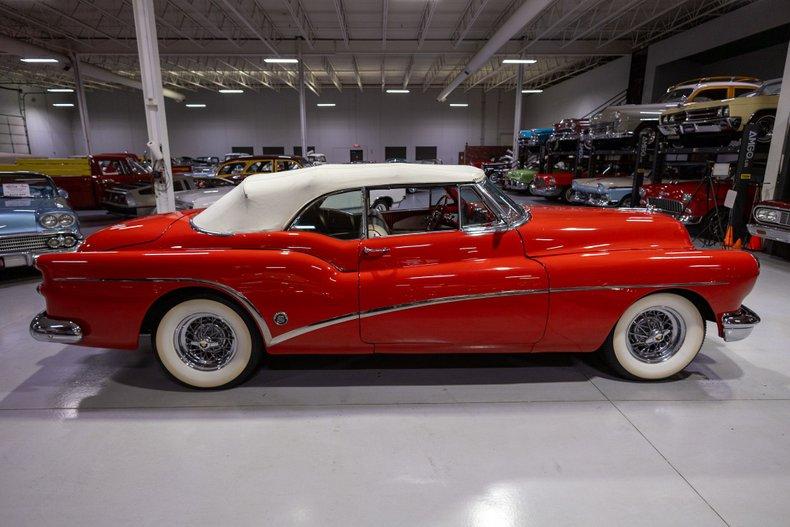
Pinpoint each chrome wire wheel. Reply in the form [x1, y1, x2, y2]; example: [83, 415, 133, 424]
[174, 312, 238, 371]
[626, 306, 686, 364]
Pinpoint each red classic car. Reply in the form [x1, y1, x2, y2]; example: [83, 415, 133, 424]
[31, 164, 760, 389]
[529, 170, 577, 201]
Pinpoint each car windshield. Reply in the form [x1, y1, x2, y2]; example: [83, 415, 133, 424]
[0, 174, 57, 199]
[481, 179, 525, 224]
[658, 87, 694, 103]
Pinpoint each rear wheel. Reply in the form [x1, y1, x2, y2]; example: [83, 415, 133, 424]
[563, 187, 574, 203]
[602, 293, 705, 380]
[154, 297, 262, 389]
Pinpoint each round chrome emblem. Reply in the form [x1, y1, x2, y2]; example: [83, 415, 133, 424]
[273, 312, 288, 325]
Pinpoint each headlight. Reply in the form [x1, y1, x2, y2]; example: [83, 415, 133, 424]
[61, 235, 77, 248]
[58, 214, 75, 227]
[755, 207, 781, 224]
[716, 106, 730, 117]
[46, 236, 61, 249]
[681, 192, 693, 203]
[40, 214, 58, 228]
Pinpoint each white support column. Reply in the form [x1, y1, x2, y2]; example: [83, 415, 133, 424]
[298, 53, 308, 157]
[70, 53, 91, 155]
[512, 63, 524, 162]
[762, 41, 790, 200]
[132, 0, 175, 213]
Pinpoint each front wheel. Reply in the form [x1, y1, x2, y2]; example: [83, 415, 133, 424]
[602, 293, 705, 380]
[154, 297, 262, 389]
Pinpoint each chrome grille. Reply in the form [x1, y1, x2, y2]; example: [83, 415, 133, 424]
[104, 191, 128, 205]
[0, 234, 49, 255]
[684, 107, 723, 122]
[648, 197, 684, 214]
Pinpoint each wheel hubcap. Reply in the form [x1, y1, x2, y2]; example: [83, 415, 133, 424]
[174, 313, 237, 371]
[626, 306, 686, 364]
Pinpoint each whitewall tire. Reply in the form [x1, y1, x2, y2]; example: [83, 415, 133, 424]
[604, 293, 705, 380]
[154, 297, 262, 389]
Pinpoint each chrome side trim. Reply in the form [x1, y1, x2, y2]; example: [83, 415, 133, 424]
[30, 311, 83, 344]
[550, 281, 728, 293]
[721, 304, 760, 342]
[52, 277, 273, 345]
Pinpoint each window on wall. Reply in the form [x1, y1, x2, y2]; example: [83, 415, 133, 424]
[415, 146, 437, 161]
[261, 146, 285, 155]
[385, 146, 407, 161]
[293, 146, 316, 156]
[231, 146, 254, 155]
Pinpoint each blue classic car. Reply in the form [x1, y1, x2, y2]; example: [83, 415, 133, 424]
[518, 127, 554, 148]
[0, 172, 83, 269]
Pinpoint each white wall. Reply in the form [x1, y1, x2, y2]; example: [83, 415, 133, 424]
[68, 87, 517, 164]
[520, 56, 631, 129]
[0, 87, 75, 157]
[642, 0, 790, 102]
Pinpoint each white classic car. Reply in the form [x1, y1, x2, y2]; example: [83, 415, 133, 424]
[103, 176, 234, 216]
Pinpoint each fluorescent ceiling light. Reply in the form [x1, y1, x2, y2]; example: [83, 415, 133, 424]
[52, 103, 74, 107]
[316, 103, 336, 107]
[264, 58, 298, 64]
[449, 103, 469, 107]
[503, 59, 537, 64]
[386, 89, 409, 94]
[185, 103, 206, 108]
[47, 88, 74, 93]
[521, 89, 543, 94]
[21, 58, 59, 63]
[219, 89, 243, 94]
[639, 111, 662, 114]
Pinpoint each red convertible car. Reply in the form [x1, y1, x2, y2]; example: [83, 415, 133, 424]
[31, 164, 760, 389]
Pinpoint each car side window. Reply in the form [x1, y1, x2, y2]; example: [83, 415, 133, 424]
[458, 185, 499, 229]
[692, 88, 728, 102]
[248, 160, 273, 173]
[275, 159, 299, 171]
[219, 162, 245, 175]
[365, 186, 458, 237]
[290, 189, 364, 240]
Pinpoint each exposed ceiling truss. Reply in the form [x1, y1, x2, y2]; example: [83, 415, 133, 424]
[0, 0, 757, 94]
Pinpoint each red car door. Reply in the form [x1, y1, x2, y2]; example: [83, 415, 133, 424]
[358, 185, 548, 352]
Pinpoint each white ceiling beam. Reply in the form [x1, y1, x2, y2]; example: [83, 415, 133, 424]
[382, 0, 388, 48]
[518, 0, 598, 52]
[417, 0, 438, 49]
[402, 55, 415, 88]
[438, 0, 555, 101]
[451, 0, 490, 46]
[559, 0, 648, 48]
[352, 55, 363, 91]
[323, 58, 342, 91]
[216, 0, 279, 54]
[333, 0, 350, 47]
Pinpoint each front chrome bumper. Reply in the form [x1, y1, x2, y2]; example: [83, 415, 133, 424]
[748, 223, 790, 244]
[529, 181, 562, 197]
[721, 305, 760, 342]
[30, 311, 83, 344]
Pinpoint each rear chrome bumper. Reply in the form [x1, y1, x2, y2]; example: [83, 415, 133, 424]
[30, 311, 83, 344]
[529, 181, 562, 197]
[721, 305, 760, 342]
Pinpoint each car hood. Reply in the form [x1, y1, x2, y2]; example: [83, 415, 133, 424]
[573, 176, 634, 190]
[594, 103, 681, 123]
[0, 197, 72, 236]
[643, 181, 700, 200]
[519, 205, 691, 257]
[79, 212, 185, 251]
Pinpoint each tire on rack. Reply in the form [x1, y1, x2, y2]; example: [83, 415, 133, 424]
[602, 292, 706, 380]
[749, 111, 775, 143]
[563, 187, 574, 203]
[154, 296, 263, 389]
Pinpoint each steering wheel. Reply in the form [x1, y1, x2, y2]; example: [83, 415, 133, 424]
[426, 195, 459, 231]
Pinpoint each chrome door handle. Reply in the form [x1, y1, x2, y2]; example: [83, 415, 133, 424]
[361, 246, 390, 257]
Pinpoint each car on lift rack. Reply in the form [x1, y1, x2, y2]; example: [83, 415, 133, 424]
[568, 168, 636, 208]
[659, 78, 780, 146]
[530, 119, 590, 201]
[0, 172, 82, 269]
[213, 155, 306, 184]
[590, 76, 761, 148]
[31, 164, 760, 389]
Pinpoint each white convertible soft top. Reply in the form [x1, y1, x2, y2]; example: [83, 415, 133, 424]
[192, 163, 485, 234]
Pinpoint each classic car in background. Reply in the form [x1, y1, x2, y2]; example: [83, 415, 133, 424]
[590, 76, 761, 147]
[569, 169, 636, 207]
[546, 118, 590, 152]
[174, 177, 235, 210]
[0, 152, 151, 210]
[503, 167, 537, 192]
[519, 128, 554, 149]
[529, 169, 579, 201]
[659, 78, 780, 146]
[214, 155, 305, 183]
[32, 164, 759, 389]
[1, 172, 82, 268]
[481, 152, 515, 184]
[748, 200, 790, 243]
[306, 151, 327, 165]
[102, 175, 225, 216]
